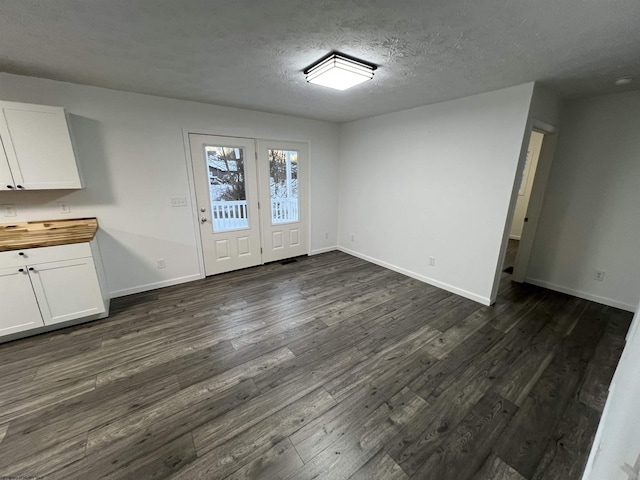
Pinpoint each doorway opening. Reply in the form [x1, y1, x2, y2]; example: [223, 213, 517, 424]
[503, 130, 544, 275]
[496, 119, 558, 301]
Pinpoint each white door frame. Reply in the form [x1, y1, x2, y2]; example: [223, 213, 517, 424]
[181, 128, 312, 278]
[490, 119, 559, 303]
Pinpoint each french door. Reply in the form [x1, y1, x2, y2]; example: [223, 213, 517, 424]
[256, 139, 309, 263]
[190, 134, 308, 276]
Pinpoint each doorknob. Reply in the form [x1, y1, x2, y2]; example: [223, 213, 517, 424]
[200, 207, 206, 213]
[200, 217, 208, 224]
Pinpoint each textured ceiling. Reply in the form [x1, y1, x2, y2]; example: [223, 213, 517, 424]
[1, 0, 639, 122]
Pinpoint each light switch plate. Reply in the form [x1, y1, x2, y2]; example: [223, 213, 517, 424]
[171, 197, 188, 207]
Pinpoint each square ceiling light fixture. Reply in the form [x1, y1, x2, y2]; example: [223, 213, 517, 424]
[304, 52, 377, 91]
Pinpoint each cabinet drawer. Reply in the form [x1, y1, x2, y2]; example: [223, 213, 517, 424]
[0, 242, 92, 268]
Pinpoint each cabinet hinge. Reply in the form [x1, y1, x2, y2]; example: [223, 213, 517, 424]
[260, 247, 263, 253]
[258, 202, 260, 209]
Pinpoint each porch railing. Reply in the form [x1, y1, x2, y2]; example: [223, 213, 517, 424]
[271, 198, 299, 224]
[212, 200, 249, 230]
[211, 197, 299, 231]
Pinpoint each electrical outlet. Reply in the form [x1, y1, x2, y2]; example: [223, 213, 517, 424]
[350, 234, 355, 242]
[157, 259, 166, 269]
[171, 197, 188, 207]
[58, 202, 71, 214]
[2, 204, 16, 217]
[594, 270, 605, 281]
[429, 256, 436, 267]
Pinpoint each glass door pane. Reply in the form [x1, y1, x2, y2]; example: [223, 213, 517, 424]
[268, 149, 299, 224]
[206, 145, 249, 232]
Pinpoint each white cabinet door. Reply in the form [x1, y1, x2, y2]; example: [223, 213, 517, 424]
[0, 135, 15, 190]
[0, 266, 44, 335]
[29, 258, 105, 326]
[0, 102, 82, 190]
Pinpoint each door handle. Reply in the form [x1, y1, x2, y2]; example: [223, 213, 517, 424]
[200, 217, 208, 224]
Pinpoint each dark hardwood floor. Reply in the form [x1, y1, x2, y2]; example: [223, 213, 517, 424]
[0, 251, 631, 479]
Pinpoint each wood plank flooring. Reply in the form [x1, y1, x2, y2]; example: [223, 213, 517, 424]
[0, 251, 631, 479]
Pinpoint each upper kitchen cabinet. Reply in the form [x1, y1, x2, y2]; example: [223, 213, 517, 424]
[0, 101, 83, 190]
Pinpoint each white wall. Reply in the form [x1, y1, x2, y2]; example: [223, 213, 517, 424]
[337, 83, 535, 304]
[583, 295, 640, 480]
[510, 130, 544, 239]
[0, 73, 340, 297]
[526, 91, 640, 311]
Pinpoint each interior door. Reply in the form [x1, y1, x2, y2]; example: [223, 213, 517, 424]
[190, 134, 262, 276]
[257, 140, 309, 263]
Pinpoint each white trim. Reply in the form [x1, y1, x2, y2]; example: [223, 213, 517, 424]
[182, 129, 206, 278]
[338, 246, 491, 306]
[524, 277, 636, 312]
[509, 234, 521, 240]
[109, 274, 203, 298]
[310, 246, 337, 255]
[581, 381, 616, 480]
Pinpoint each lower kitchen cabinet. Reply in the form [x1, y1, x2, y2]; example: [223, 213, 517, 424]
[0, 241, 108, 339]
[0, 266, 45, 335]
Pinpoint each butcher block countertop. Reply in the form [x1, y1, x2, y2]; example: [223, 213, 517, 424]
[0, 218, 98, 252]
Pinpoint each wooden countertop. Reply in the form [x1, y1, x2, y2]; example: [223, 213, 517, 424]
[0, 218, 98, 252]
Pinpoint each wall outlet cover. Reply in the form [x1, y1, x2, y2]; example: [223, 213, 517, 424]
[58, 202, 71, 214]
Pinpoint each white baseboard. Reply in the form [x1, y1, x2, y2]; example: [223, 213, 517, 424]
[310, 246, 338, 255]
[109, 274, 203, 298]
[509, 234, 521, 240]
[337, 246, 491, 306]
[525, 277, 636, 312]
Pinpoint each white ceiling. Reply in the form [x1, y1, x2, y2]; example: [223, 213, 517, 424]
[1, 0, 639, 122]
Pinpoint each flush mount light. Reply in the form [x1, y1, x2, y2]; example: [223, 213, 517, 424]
[615, 76, 633, 86]
[304, 52, 377, 91]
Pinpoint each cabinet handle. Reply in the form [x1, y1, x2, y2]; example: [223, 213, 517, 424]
[28, 267, 35, 272]
[6, 185, 13, 189]
[18, 268, 24, 273]
[16, 185, 24, 189]
[18, 252, 25, 256]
